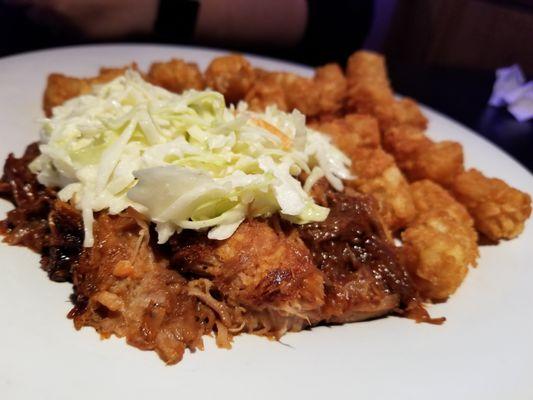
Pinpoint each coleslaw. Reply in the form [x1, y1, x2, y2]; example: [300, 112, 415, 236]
[30, 71, 352, 246]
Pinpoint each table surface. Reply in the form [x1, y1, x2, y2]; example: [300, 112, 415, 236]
[389, 64, 533, 173]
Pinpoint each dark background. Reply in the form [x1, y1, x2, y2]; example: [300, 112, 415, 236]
[1, 0, 532, 171]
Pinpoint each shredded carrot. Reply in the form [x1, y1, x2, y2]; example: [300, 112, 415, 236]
[252, 118, 292, 149]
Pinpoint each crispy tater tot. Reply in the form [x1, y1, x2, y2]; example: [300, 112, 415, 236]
[313, 63, 348, 116]
[204, 54, 255, 104]
[451, 169, 532, 241]
[246, 64, 346, 117]
[383, 125, 464, 187]
[270, 72, 322, 115]
[346, 51, 391, 92]
[410, 180, 474, 225]
[245, 81, 288, 111]
[315, 114, 415, 231]
[402, 211, 476, 301]
[412, 141, 464, 186]
[386, 98, 428, 130]
[97, 63, 139, 82]
[243, 68, 287, 111]
[350, 148, 416, 231]
[346, 48, 429, 182]
[346, 51, 428, 131]
[402, 180, 479, 301]
[345, 51, 394, 119]
[43, 74, 92, 117]
[147, 59, 204, 93]
[43, 64, 138, 116]
[382, 124, 430, 161]
[312, 113, 381, 149]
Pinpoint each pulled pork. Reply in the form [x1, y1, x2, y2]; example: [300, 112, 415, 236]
[0, 145, 430, 364]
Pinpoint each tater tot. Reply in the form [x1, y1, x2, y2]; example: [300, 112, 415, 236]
[204, 55, 255, 104]
[411, 141, 464, 187]
[97, 63, 139, 83]
[313, 64, 347, 116]
[43, 74, 92, 116]
[402, 210, 477, 301]
[346, 51, 391, 90]
[451, 169, 532, 241]
[147, 59, 204, 93]
[246, 64, 347, 117]
[346, 80, 393, 119]
[43, 64, 137, 116]
[383, 125, 464, 187]
[244, 81, 288, 111]
[350, 148, 416, 231]
[285, 64, 347, 117]
[410, 180, 470, 223]
[382, 124, 431, 162]
[386, 98, 428, 131]
[315, 114, 415, 231]
[270, 72, 322, 116]
[346, 51, 429, 132]
[345, 51, 394, 117]
[402, 180, 479, 301]
[313, 114, 381, 150]
[324, 138, 414, 232]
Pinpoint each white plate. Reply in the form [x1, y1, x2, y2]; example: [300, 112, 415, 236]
[1, 45, 532, 400]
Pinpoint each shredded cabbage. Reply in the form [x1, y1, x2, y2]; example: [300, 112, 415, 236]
[30, 71, 352, 246]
